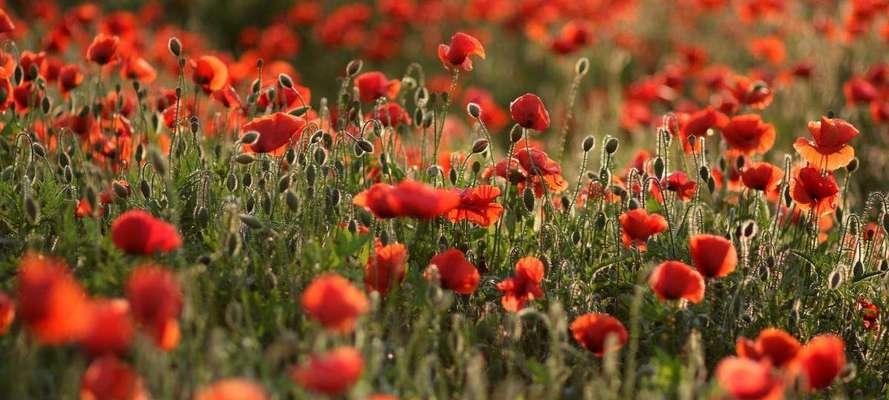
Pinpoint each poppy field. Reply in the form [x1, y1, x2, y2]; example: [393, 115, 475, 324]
[1, 0, 889, 399]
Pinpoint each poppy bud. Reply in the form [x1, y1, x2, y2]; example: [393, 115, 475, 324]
[149, 148, 167, 176]
[285, 190, 299, 211]
[471, 139, 488, 154]
[846, 158, 859, 173]
[782, 186, 792, 207]
[828, 269, 842, 289]
[653, 157, 665, 180]
[594, 212, 606, 229]
[582, 136, 595, 152]
[235, 154, 256, 164]
[13, 65, 22, 86]
[242, 172, 253, 188]
[240, 214, 263, 229]
[24, 195, 39, 224]
[471, 160, 481, 175]
[509, 125, 523, 143]
[604, 137, 619, 154]
[707, 177, 716, 193]
[853, 260, 864, 277]
[290, 106, 310, 117]
[31, 143, 46, 158]
[599, 168, 611, 185]
[346, 59, 363, 77]
[112, 181, 130, 199]
[140, 179, 151, 199]
[278, 73, 293, 89]
[313, 147, 327, 165]
[448, 167, 458, 185]
[628, 198, 641, 210]
[240, 131, 260, 145]
[28, 64, 39, 81]
[742, 220, 757, 238]
[356, 140, 374, 154]
[277, 174, 291, 193]
[575, 57, 590, 76]
[571, 230, 582, 244]
[467, 102, 481, 119]
[735, 156, 745, 171]
[305, 165, 316, 186]
[41, 97, 50, 113]
[168, 37, 182, 57]
[189, 116, 200, 134]
[610, 185, 627, 198]
[880, 259, 889, 272]
[699, 166, 710, 182]
[327, 188, 341, 206]
[415, 87, 429, 107]
[426, 165, 442, 177]
[225, 173, 238, 192]
[522, 187, 535, 212]
[63, 166, 73, 183]
[285, 148, 298, 165]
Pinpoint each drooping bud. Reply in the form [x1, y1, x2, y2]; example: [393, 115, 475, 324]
[168, 37, 182, 57]
[467, 102, 481, 119]
[582, 136, 595, 152]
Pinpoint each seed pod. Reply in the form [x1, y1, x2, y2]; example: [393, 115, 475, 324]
[346, 59, 363, 77]
[471, 139, 488, 154]
[149, 148, 168, 175]
[523, 187, 535, 212]
[357, 140, 374, 154]
[604, 137, 619, 154]
[575, 57, 590, 76]
[582, 136, 595, 152]
[240, 214, 263, 229]
[467, 102, 481, 119]
[285, 190, 299, 211]
[168, 37, 182, 57]
[846, 158, 859, 173]
[235, 154, 256, 164]
[226, 172, 238, 192]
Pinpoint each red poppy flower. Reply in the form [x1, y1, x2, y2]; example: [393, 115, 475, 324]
[353, 180, 460, 219]
[241, 112, 307, 154]
[58, 64, 84, 96]
[463, 87, 507, 131]
[663, 171, 698, 201]
[794, 335, 846, 391]
[0, 291, 15, 335]
[0, 9, 15, 34]
[365, 241, 408, 296]
[212, 85, 243, 109]
[16, 252, 90, 344]
[721, 114, 776, 155]
[80, 355, 148, 400]
[619, 209, 668, 251]
[857, 297, 880, 331]
[425, 248, 480, 294]
[301, 274, 369, 333]
[736, 328, 801, 367]
[438, 32, 485, 71]
[648, 261, 706, 303]
[843, 77, 878, 106]
[689, 234, 737, 278]
[715, 357, 784, 400]
[678, 107, 728, 153]
[570, 313, 628, 356]
[510, 93, 550, 131]
[729, 76, 774, 109]
[86, 33, 120, 65]
[191, 55, 229, 93]
[748, 36, 786, 65]
[195, 378, 268, 400]
[496, 256, 545, 312]
[550, 21, 592, 54]
[80, 298, 134, 357]
[447, 185, 504, 226]
[111, 210, 182, 255]
[789, 167, 838, 214]
[793, 116, 859, 171]
[290, 347, 363, 396]
[355, 71, 401, 103]
[126, 265, 182, 351]
[740, 162, 782, 194]
[370, 102, 410, 127]
[121, 56, 157, 83]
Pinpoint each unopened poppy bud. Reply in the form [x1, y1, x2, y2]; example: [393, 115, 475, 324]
[782, 186, 792, 207]
[327, 188, 341, 206]
[610, 185, 627, 198]
[189, 116, 200, 134]
[277, 174, 291, 193]
[28, 64, 38, 81]
[415, 87, 429, 107]
[575, 57, 590, 76]
[305, 165, 316, 186]
[426, 164, 442, 177]
[235, 154, 256, 164]
[735, 156, 745, 170]
[346, 59, 363, 77]
[707, 176, 716, 193]
[313, 147, 327, 165]
[41, 97, 51, 113]
[471, 139, 489, 154]
[278, 73, 293, 89]
[699, 166, 710, 181]
[133, 144, 144, 163]
[290, 106, 309, 117]
[561, 196, 571, 210]
[846, 158, 859, 173]
[742, 220, 757, 238]
[628, 198, 641, 210]
[599, 168, 611, 185]
[112, 181, 130, 199]
[357, 140, 374, 154]
[448, 167, 458, 185]
[12, 65, 22, 86]
[63, 166, 73, 183]
[140, 179, 151, 199]
[653, 157, 665, 180]
[582, 136, 595, 152]
[571, 230, 581, 244]
[31, 143, 46, 158]
[24, 196, 39, 224]
[881, 213, 889, 233]
[225, 172, 238, 192]
[239, 214, 263, 229]
[880, 258, 889, 272]
[509, 125, 523, 143]
[467, 102, 481, 119]
[168, 37, 182, 57]
[853, 260, 864, 277]
[594, 212, 606, 229]
[285, 190, 299, 211]
[604, 137, 619, 154]
[522, 187, 535, 212]
[471, 160, 481, 175]
[240, 131, 260, 145]
[828, 269, 842, 289]
[149, 148, 167, 175]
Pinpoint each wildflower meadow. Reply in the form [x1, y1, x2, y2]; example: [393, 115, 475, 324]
[0, 0, 888, 399]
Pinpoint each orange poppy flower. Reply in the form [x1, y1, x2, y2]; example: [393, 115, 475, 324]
[438, 32, 485, 71]
[728, 76, 774, 109]
[121, 56, 157, 83]
[789, 166, 838, 215]
[550, 21, 592, 55]
[740, 162, 782, 195]
[111, 210, 182, 255]
[80, 298, 134, 357]
[446, 185, 504, 226]
[301, 274, 369, 333]
[0, 291, 15, 335]
[648, 261, 705, 303]
[793, 334, 846, 391]
[793, 116, 859, 171]
[365, 241, 408, 296]
[126, 265, 182, 351]
[736, 328, 801, 367]
[496, 256, 545, 312]
[191, 55, 229, 93]
[510, 93, 550, 131]
[689, 234, 737, 278]
[195, 378, 268, 400]
[86, 33, 119, 65]
[353, 180, 460, 219]
[748, 36, 786, 65]
[241, 112, 307, 154]
[619, 208, 668, 251]
[290, 346, 363, 396]
[16, 252, 89, 344]
[355, 71, 401, 103]
[425, 248, 480, 294]
[721, 114, 776, 155]
[80, 355, 148, 400]
[715, 357, 784, 400]
[570, 313, 628, 356]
